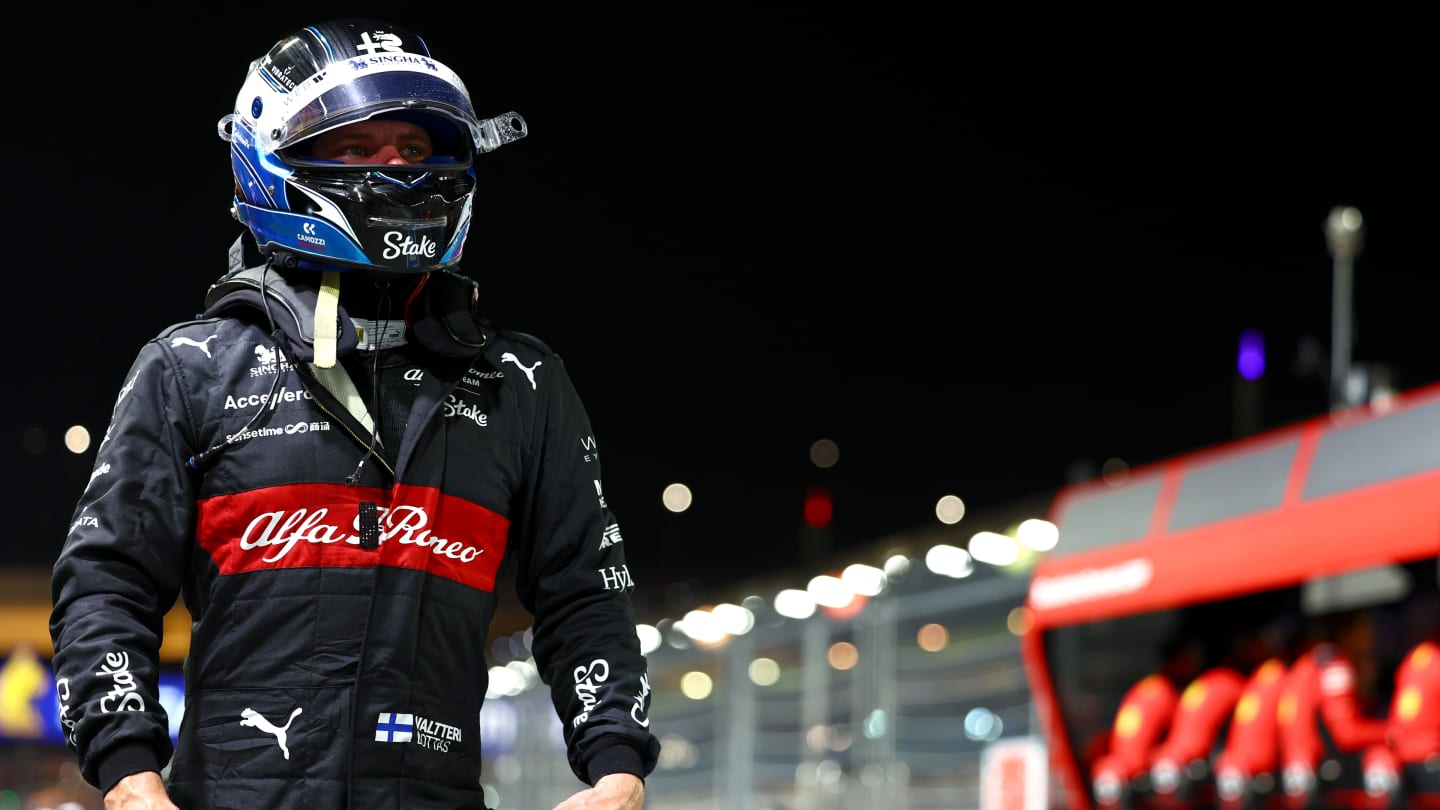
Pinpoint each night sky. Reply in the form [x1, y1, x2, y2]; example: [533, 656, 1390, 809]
[12, 9, 1439, 612]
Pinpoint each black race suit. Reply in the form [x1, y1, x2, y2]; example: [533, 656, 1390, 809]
[50, 237, 660, 809]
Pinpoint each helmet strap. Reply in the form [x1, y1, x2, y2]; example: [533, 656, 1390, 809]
[314, 271, 342, 368]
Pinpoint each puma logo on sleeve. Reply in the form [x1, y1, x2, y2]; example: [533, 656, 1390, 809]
[500, 352, 541, 389]
[171, 335, 220, 358]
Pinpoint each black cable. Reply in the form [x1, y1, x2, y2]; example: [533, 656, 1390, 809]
[345, 279, 390, 486]
[347, 279, 389, 551]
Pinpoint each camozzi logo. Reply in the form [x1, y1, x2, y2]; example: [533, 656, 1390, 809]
[239, 504, 487, 565]
[297, 222, 326, 249]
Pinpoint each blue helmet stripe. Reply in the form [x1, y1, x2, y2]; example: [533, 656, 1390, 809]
[303, 26, 338, 63]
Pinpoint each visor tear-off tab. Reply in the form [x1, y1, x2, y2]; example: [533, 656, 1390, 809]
[314, 271, 341, 368]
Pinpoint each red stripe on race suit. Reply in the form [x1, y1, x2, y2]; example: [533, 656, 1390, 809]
[197, 483, 509, 591]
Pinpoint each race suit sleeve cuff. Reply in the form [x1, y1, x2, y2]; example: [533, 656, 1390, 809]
[97, 744, 166, 795]
[583, 738, 647, 785]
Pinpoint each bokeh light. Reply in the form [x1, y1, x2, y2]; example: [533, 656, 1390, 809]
[64, 425, 91, 454]
[827, 641, 859, 670]
[809, 438, 840, 469]
[917, 623, 949, 652]
[680, 671, 713, 699]
[935, 494, 966, 525]
[748, 657, 781, 686]
[662, 483, 693, 513]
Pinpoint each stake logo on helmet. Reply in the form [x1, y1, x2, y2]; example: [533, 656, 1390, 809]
[217, 18, 527, 275]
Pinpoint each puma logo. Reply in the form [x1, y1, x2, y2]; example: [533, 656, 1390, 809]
[501, 352, 541, 390]
[171, 335, 219, 358]
[240, 706, 303, 759]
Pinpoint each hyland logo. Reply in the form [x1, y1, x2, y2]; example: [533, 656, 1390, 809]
[375, 711, 462, 752]
[250, 344, 295, 377]
[599, 564, 633, 591]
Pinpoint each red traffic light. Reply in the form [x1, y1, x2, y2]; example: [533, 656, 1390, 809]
[803, 485, 833, 529]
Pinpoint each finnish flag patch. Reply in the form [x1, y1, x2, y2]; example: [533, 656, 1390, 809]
[375, 712, 414, 743]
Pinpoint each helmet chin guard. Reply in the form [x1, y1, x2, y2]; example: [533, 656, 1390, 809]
[218, 18, 527, 276]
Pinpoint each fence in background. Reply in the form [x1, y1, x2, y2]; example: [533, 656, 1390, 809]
[479, 564, 1037, 810]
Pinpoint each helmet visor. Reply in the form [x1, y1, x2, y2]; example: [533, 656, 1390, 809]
[264, 65, 481, 163]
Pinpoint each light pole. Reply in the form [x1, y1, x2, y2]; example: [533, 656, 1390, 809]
[1324, 205, 1364, 411]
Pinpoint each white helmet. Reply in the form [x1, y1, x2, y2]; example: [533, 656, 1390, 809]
[218, 18, 527, 275]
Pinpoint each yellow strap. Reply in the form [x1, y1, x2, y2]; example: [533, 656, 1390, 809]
[307, 362, 374, 434]
[314, 271, 341, 368]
